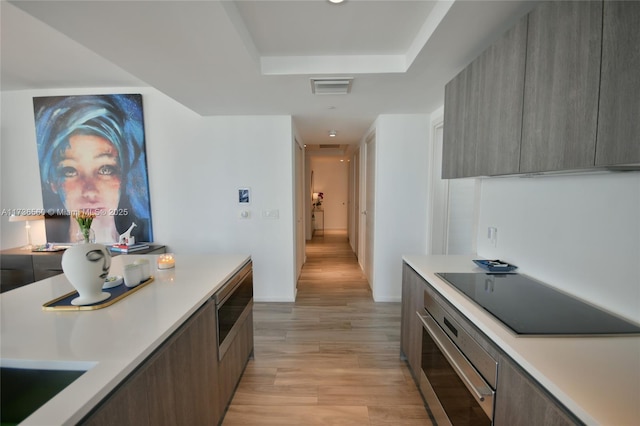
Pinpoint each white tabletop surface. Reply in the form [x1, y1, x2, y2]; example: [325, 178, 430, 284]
[1, 253, 250, 425]
[403, 254, 640, 426]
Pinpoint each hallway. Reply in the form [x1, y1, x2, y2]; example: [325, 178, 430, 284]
[223, 231, 432, 425]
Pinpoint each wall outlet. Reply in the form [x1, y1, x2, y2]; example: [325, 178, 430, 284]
[488, 227, 498, 247]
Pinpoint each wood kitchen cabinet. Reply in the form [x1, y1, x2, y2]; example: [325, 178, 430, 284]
[495, 355, 580, 426]
[84, 362, 150, 426]
[520, 0, 603, 173]
[442, 16, 527, 178]
[169, 299, 219, 425]
[83, 262, 253, 426]
[442, 62, 478, 178]
[84, 298, 220, 425]
[473, 15, 527, 177]
[596, 1, 640, 166]
[144, 344, 179, 425]
[443, 1, 640, 178]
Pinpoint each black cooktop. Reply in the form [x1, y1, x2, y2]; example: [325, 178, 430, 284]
[436, 272, 640, 335]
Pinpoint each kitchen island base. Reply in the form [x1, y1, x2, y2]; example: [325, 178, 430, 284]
[82, 263, 253, 426]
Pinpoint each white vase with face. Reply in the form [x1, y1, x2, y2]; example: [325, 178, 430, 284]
[61, 243, 112, 306]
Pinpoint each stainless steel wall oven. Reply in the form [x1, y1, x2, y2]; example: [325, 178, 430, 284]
[418, 290, 498, 425]
[214, 260, 253, 360]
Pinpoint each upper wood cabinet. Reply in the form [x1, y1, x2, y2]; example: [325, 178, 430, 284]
[474, 16, 527, 177]
[442, 0, 640, 178]
[520, 1, 603, 173]
[596, 1, 640, 166]
[443, 63, 477, 178]
[442, 16, 527, 178]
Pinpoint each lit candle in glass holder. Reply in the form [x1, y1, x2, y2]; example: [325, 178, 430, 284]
[157, 253, 175, 270]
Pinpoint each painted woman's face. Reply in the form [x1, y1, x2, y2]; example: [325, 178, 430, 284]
[51, 134, 121, 215]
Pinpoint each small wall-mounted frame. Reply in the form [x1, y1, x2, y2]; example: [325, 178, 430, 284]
[238, 187, 250, 204]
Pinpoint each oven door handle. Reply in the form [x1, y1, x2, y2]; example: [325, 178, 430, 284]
[418, 313, 494, 405]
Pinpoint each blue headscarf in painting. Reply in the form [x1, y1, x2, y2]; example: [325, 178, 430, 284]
[34, 94, 152, 241]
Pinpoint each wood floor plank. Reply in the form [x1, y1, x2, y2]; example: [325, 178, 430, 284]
[318, 385, 425, 406]
[222, 230, 431, 425]
[368, 405, 434, 425]
[252, 353, 359, 369]
[254, 343, 320, 356]
[231, 384, 319, 406]
[273, 367, 407, 387]
[223, 405, 370, 425]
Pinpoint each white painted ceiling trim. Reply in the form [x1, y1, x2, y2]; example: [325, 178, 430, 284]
[405, 0, 455, 70]
[226, 0, 453, 76]
[261, 54, 407, 75]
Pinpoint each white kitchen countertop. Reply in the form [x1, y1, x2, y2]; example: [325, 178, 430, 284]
[0, 253, 251, 425]
[403, 254, 640, 426]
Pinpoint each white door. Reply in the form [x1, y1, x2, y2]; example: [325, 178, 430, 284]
[363, 133, 375, 285]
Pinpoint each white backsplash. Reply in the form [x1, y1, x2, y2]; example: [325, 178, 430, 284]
[476, 171, 640, 323]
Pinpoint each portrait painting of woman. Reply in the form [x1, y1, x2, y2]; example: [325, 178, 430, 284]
[33, 94, 153, 244]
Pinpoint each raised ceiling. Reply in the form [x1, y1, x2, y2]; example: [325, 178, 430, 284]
[1, 0, 538, 152]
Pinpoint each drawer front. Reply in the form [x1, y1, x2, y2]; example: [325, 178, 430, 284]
[32, 254, 64, 272]
[1, 254, 35, 292]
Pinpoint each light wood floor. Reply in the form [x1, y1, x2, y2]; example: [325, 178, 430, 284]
[223, 230, 432, 425]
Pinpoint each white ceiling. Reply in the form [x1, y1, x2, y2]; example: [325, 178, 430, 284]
[1, 0, 538, 152]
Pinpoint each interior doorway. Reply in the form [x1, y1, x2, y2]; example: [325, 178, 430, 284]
[308, 157, 349, 236]
[302, 135, 372, 293]
[429, 121, 478, 255]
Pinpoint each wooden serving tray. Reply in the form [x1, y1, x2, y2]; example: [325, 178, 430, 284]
[42, 277, 154, 311]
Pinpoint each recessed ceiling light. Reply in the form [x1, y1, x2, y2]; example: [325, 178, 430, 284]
[328, 0, 345, 3]
[328, 130, 337, 137]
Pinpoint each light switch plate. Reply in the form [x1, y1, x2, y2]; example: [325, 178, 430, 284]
[262, 209, 279, 219]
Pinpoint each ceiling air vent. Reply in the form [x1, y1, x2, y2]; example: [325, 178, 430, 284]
[320, 144, 341, 149]
[310, 78, 353, 95]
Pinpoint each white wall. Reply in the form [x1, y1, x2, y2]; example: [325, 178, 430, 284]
[309, 157, 349, 230]
[477, 172, 640, 323]
[0, 87, 297, 302]
[369, 114, 430, 301]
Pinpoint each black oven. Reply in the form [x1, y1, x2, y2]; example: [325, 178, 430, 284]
[214, 261, 253, 360]
[418, 290, 498, 425]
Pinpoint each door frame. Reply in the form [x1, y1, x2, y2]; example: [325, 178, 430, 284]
[360, 131, 375, 286]
[428, 119, 449, 254]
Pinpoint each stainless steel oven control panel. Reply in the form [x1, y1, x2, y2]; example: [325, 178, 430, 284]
[424, 290, 498, 388]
